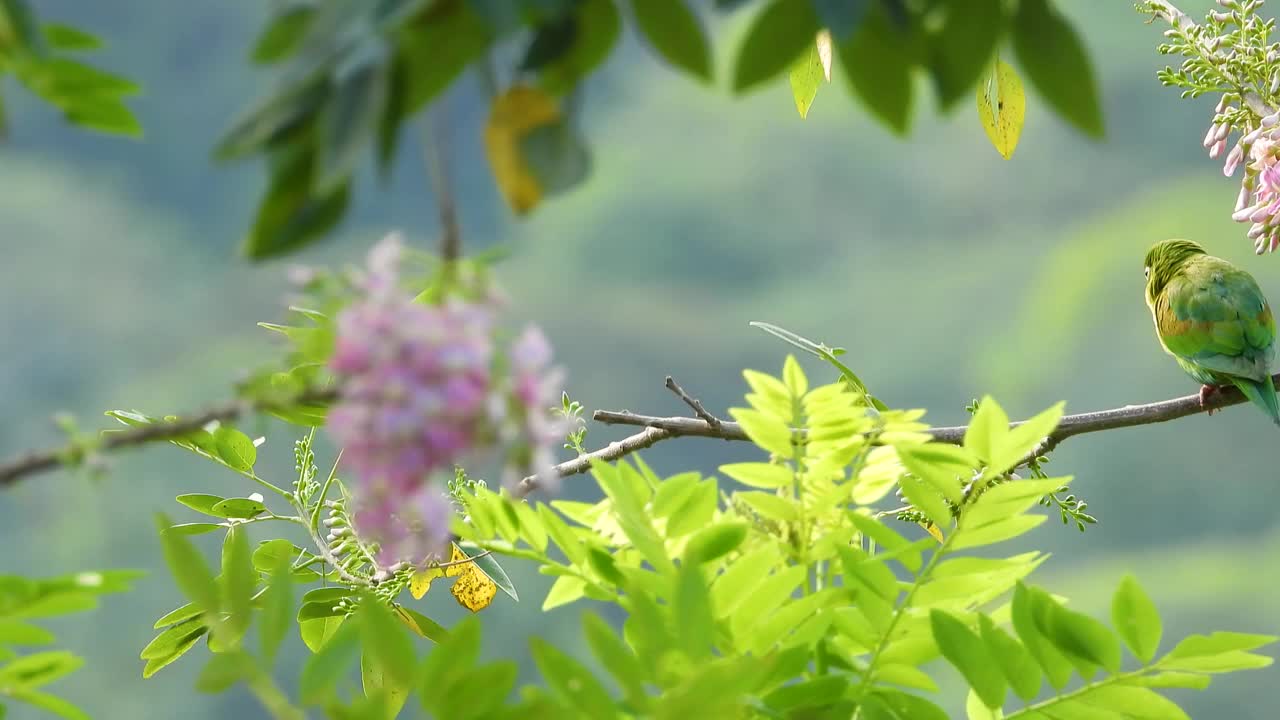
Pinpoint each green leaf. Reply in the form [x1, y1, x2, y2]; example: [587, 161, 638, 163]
[520, 14, 578, 71]
[542, 575, 586, 611]
[1010, 583, 1073, 690]
[0, 650, 83, 689]
[42, 24, 102, 51]
[979, 615, 1040, 702]
[530, 636, 616, 716]
[195, 650, 253, 693]
[166, 522, 222, 536]
[1055, 684, 1190, 720]
[673, 562, 715, 660]
[992, 402, 1063, 475]
[719, 461, 792, 489]
[764, 674, 849, 711]
[813, 0, 869, 40]
[864, 689, 950, 720]
[538, 503, 586, 567]
[242, 148, 350, 260]
[299, 615, 344, 654]
[419, 616, 482, 701]
[1112, 575, 1161, 664]
[950, 515, 1046, 550]
[361, 649, 411, 719]
[964, 394, 1007, 464]
[788, 36, 824, 119]
[1011, 0, 1103, 138]
[0, 0, 42, 55]
[358, 599, 415, 690]
[175, 494, 226, 516]
[519, 118, 592, 199]
[897, 443, 976, 504]
[930, 610, 1006, 709]
[217, 524, 256, 649]
[141, 621, 208, 678]
[393, 606, 450, 644]
[1161, 632, 1277, 673]
[251, 4, 314, 64]
[1133, 671, 1212, 690]
[976, 58, 1026, 160]
[896, 473, 951, 529]
[838, 3, 913, 134]
[1043, 602, 1122, 674]
[737, 490, 799, 522]
[732, 0, 819, 94]
[260, 550, 292, 663]
[156, 514, 219, 615]
[684, 522, 749, 564]
[0, 620, 54, 646]
[299, 618, 360, 704]
[628, 0, 711, 82]
[728, 408, 795, 458]
[847, 512, 922, 573]
[252, 539, 301, 573]
[4, 687, 89, 720]
[582, 612, 649, 710]
[210, 497, 267, 520]
[214, 426, 257, 472]
[153, 602, 203, 629]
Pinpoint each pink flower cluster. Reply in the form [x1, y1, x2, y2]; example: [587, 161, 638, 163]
[1210, 98, 1280, 253]
[325, 235, 566, 566]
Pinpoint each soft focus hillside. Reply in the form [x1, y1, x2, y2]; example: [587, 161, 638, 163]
[0, 1, 1276, 718]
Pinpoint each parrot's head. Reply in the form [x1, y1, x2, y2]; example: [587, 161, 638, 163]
[1144, 238, 1207, 306]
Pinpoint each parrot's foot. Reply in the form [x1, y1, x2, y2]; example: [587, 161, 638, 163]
[1199, 384, 1221, 415]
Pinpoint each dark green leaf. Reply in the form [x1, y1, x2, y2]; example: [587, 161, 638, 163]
[530, 636, 615, 716]
[195, 651, 253, 693]
[252, 4, 315, 64]
[519, 117, 592, 198]
[541, 0, 620, 93]
[299, 618, 361, 703]
[0, 0, 43, 55]
[316, 45, 391, 194]
[763, 674, 849, 711]
[458, 540, 519, 601]
[42, 24, 102, 51]
[813, 0, 869, 40]
[242, 146, 351, 260]
[1011, 0, 1102, 137]
[375, 55, 408, 178]
[419, 616, 482, 702]
[214, 426, 257, 472]
[628, 0, 711, 81]
[927, 0, 1004, 109]
[521, 14, 578, 71]
[732, 0, 818, 94]
[399, 1, 490, 111]
[156, 514, 219, 615]
[62, 96, 142, 138]
[1113, 575, 1162, 664]
[213, 80, 327, 161]
[393, 605, 450, 644]
[930, 610, 1006, 709]
[838, 3, 914, 134]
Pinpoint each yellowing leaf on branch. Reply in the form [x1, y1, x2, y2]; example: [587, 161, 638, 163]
[788, 30, 834, 119]
[407, 543, 497, 612]
[976, 58, 1026, 160]
[484, 85, 562, 215]
[922, 522, 945, 544]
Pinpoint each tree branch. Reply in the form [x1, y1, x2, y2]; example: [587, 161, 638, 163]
[515, 426, 672, 498]
[0, 389, 335, 488]
[424, 103, 460, 263]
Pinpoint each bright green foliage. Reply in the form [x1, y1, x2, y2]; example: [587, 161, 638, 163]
[0, 569, 142, 719]
[0, 0, 141, 137]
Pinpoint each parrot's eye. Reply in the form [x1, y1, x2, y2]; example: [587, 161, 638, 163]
[1144, 266, 1150, 279]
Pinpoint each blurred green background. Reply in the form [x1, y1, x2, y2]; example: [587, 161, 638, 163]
[1, 1, 1276, 717]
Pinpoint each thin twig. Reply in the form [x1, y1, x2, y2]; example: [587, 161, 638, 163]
[665, 375, 723, 429]
[424, 103, 460, 263]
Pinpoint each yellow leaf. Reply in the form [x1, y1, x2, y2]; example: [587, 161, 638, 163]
[922, 522, 945, 544]
[409, 565, 444, 600]
[444, 543, 469, 577]
[976, 58, 1026, 160]
[450, 560, 497, 613]
[483, 85, 562, 214]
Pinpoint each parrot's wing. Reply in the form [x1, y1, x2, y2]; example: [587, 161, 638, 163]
[1156, 258, 1276, 382]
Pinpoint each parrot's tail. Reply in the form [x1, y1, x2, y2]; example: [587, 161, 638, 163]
[1231, 375, 1280, 426]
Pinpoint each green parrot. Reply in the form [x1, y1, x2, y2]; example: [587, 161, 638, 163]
[1144, 238, 1280, 425]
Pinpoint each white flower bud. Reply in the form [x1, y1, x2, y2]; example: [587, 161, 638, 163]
[1225, 144, 1245, 175]
[1205, 124, 1221, 147]
[1210, 139, 1227, 158]
[1215, 122, 1231, 141]
[1237, 183, 1253, 211]
[1249, 222, 1267, 238]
